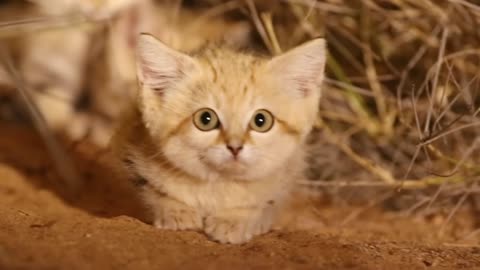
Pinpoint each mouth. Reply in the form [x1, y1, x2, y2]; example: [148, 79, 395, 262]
[224, 160, 252, 175]
[204, 157, 248, 174]
[226, 159, 246, 168]
[199, 151, 251, 174]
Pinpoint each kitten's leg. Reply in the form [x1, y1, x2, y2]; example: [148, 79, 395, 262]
[143, 188, 203, 231]
[204, 203, 277, 244]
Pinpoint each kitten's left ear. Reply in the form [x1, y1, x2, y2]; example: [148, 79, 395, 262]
[266, 38, 326, 98]
[136, 33, 199, 94]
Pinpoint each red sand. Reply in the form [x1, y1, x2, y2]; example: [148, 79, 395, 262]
[0, 122, 479, 269]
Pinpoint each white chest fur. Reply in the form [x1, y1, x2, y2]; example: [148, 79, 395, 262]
[134, 151, 303, 214]
[139, 161, 293, 213]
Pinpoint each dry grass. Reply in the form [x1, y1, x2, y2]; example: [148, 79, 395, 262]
[1, 0, 480, 217]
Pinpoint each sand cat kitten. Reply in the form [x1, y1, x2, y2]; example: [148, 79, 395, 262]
[111, 34, 326, 244]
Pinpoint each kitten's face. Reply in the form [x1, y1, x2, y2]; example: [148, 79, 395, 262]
[137, 35, 326, 181]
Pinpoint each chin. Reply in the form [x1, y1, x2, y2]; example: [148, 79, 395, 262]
[216, 161, 248, 176]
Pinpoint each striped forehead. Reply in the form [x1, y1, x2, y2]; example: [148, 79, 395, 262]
[199, 50, 263, 106]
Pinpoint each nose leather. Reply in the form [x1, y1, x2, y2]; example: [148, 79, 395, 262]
[226, 144, 243, 156]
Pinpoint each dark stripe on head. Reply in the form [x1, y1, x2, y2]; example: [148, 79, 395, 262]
[276, 118, 302, 137]
[122, 158, 134, 167]
[131, 175, 148, 188]
[205, 58, 218, 83]
[164, 116, 193, 139]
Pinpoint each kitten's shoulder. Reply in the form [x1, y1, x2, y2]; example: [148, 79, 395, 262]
[109, 103, 154, 163]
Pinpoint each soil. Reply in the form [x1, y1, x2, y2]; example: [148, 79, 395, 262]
[0, 121, 479, 270]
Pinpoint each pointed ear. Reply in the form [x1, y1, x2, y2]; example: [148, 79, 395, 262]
[136, 33, 199, 94]
[266, 38, 326, 98]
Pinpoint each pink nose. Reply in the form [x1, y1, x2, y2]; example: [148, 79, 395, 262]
[226, 145, 243, 156]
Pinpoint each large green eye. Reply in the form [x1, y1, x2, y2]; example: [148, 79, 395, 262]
[249, 109, 274, 132]
[193, 108, 220, 131]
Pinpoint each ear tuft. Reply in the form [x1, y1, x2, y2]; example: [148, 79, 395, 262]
[267, 38, 327, 98]
[137, 34, 198, 94]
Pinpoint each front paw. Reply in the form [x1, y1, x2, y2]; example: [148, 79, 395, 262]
[153, 207, 203, 231]
[204, 214, 271, 244]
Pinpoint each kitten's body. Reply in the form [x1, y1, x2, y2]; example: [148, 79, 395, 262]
[111, 35, 326, 243]
[113, 105, 301, 242]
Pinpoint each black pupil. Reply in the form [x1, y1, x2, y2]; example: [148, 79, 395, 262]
[201, 111, 212, 125]
[255, 113, 266, 127]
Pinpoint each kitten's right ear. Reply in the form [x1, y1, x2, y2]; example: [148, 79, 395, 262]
[265, 38, 326, 98]
[137, 33, 199, 94]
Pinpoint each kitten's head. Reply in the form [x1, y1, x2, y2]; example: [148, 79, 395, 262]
[137, 34, 326, 181]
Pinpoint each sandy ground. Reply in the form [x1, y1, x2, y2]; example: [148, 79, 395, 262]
[0, 121, 479, 270]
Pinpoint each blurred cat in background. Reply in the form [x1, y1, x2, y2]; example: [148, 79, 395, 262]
[0, 0, 253, 146]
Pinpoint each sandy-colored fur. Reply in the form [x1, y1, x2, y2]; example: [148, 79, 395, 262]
[111, 34, 326, 243]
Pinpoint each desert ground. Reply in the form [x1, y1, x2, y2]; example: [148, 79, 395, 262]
[1, 121, 479, 269]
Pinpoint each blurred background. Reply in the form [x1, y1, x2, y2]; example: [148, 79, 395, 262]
[0, 0, 480, 230]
